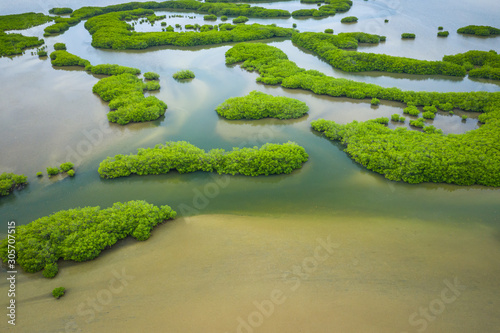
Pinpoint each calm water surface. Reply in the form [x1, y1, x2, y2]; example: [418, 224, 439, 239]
[0, 1, 499, 332]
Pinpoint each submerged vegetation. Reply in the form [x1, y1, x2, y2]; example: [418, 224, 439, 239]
[216, 90, 309, 119]
[0, 201, 177, 278]
[292, 32, 466, 76]
[98, 141, 308, 178]
[93, 73, 167, 124]
[0, 173, 27, 197]
[457, 25, 500, 36]
[311, 118, 500, 186]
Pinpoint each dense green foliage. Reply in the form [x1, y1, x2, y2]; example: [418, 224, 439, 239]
[60, 162, 74, 172]
[311, 118, 500, 186]
[0, 173, 27, 196]
[0, 12, 53, 31]
[291, 0, 352, 18]
[216, 90, 309, 119]
[371, 98, 380, 105]
[409, 118, 425, 128]
[49, 50, 91, 67]
[324, 28, 333, 34]
[52, 287, 66, 299]
[93, 73, 167, 125]
[44, 17, 81, 36]
[53, 42, 67, 50]
[49, 8, 73, 15]
[437, 31, 449, 37]
[401, 33, 415, 38]
[225, 42, 499, 117]
[0, 201, 176, 277]
[233, 16, 249, 24]
[443, 50, 500, 80]
[144, 71, 160, 80]
[292, 32, 466, 76]
[457, 25, 500, 36]
[84, 9, 294, 50]
[89, 64, 141, 75]
[173, 70, 195, 80]
[341, 16, 357, 23]
[98, 141, 308, 178]
[0, 32, 45, 57]
[47, 167, 60, 176]
[67, 170, 75, 177]
[204, 14, 218, 21]
[36, 172, 43, 177]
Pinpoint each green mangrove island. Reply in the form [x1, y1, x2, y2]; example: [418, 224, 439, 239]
[98, 141, 308, 178]
[0, 200, 176, 278]
[216, 90, 309, 119]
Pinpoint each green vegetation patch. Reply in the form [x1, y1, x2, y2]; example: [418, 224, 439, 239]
[204, 14, 217, 20]
[85, 9, 294, 50]
[49, 8, 73, 15]
[216, 90, 309, 119]
[0, 32, 45, 57]
[98, 141, 309, 178]
[233, 16, 249, 24]
[173, 70, 195, 80]
[292, 0, 352, 18]
[49, 50, 91, 67]
[401, 33, 415, 39]
[437, 31, 449, 37]
[0, 200, 176, 278]
[0, 12, 53, 31]
[53, 42, 66, 50]
[292, 32, 465, 76]
[52, 287, 66, 299]
[144, 71, 160, 80]
[44, 17, 81, 37]
[341, 16, 358, 23]
[93, 73, 167, 125]
[457, 25, 500, 36]
[311, 118, 500, 186]
[89, 64, 141, 75]
[443, 50, 500, 80]
[0, 172, 27, 197]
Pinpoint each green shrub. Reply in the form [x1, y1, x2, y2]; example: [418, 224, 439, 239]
[341, 16, 358, 23]
[144, 71, 160, 80]
[67, 170, 75, 177]
[36, 172, 43, 177]
[384, 19, 388, 23]
[423, 125, 443, 134]
[221, 16, 228, 21]
[46, 167, 60, 176]
[324, 28, 333, 34]
[409, 118, 425, 128]
[399, 116, 405, 122]
[293, 23, 297, 28]
[204, 14, 217, 20]
[145, 81, 160, 90]
[52, 287, 66, 299]
[0, 201, 177, 277]
[53, 43, 66, 50]
[443, 50, 500, 80]
[0, 173, 28, 196]
[462, 115, 468, 120]
[457, 25, 500, 36]
[161, 21, 166, 26]
[401, 33, 416, 39]
[403, 106, 420, 116]
[98, 142, 308, 179]
[371, 98, 380, 105]
[173, 70, 195, 80]
[391, 114, 400, 122]
[49, 8, 73, 15]
[37, 49, 47, 57]
[233, 16, 249, 24]
[90, 64, 140, 75]
[216, 90, 309, 120]
[438, 26, 443, 30]
[423, 105, 437, 113]
[59, 162, 74, 172]
[437, 31, 449, 37]
[422, 111, 435, 119]
[50, 50, 90, 67]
